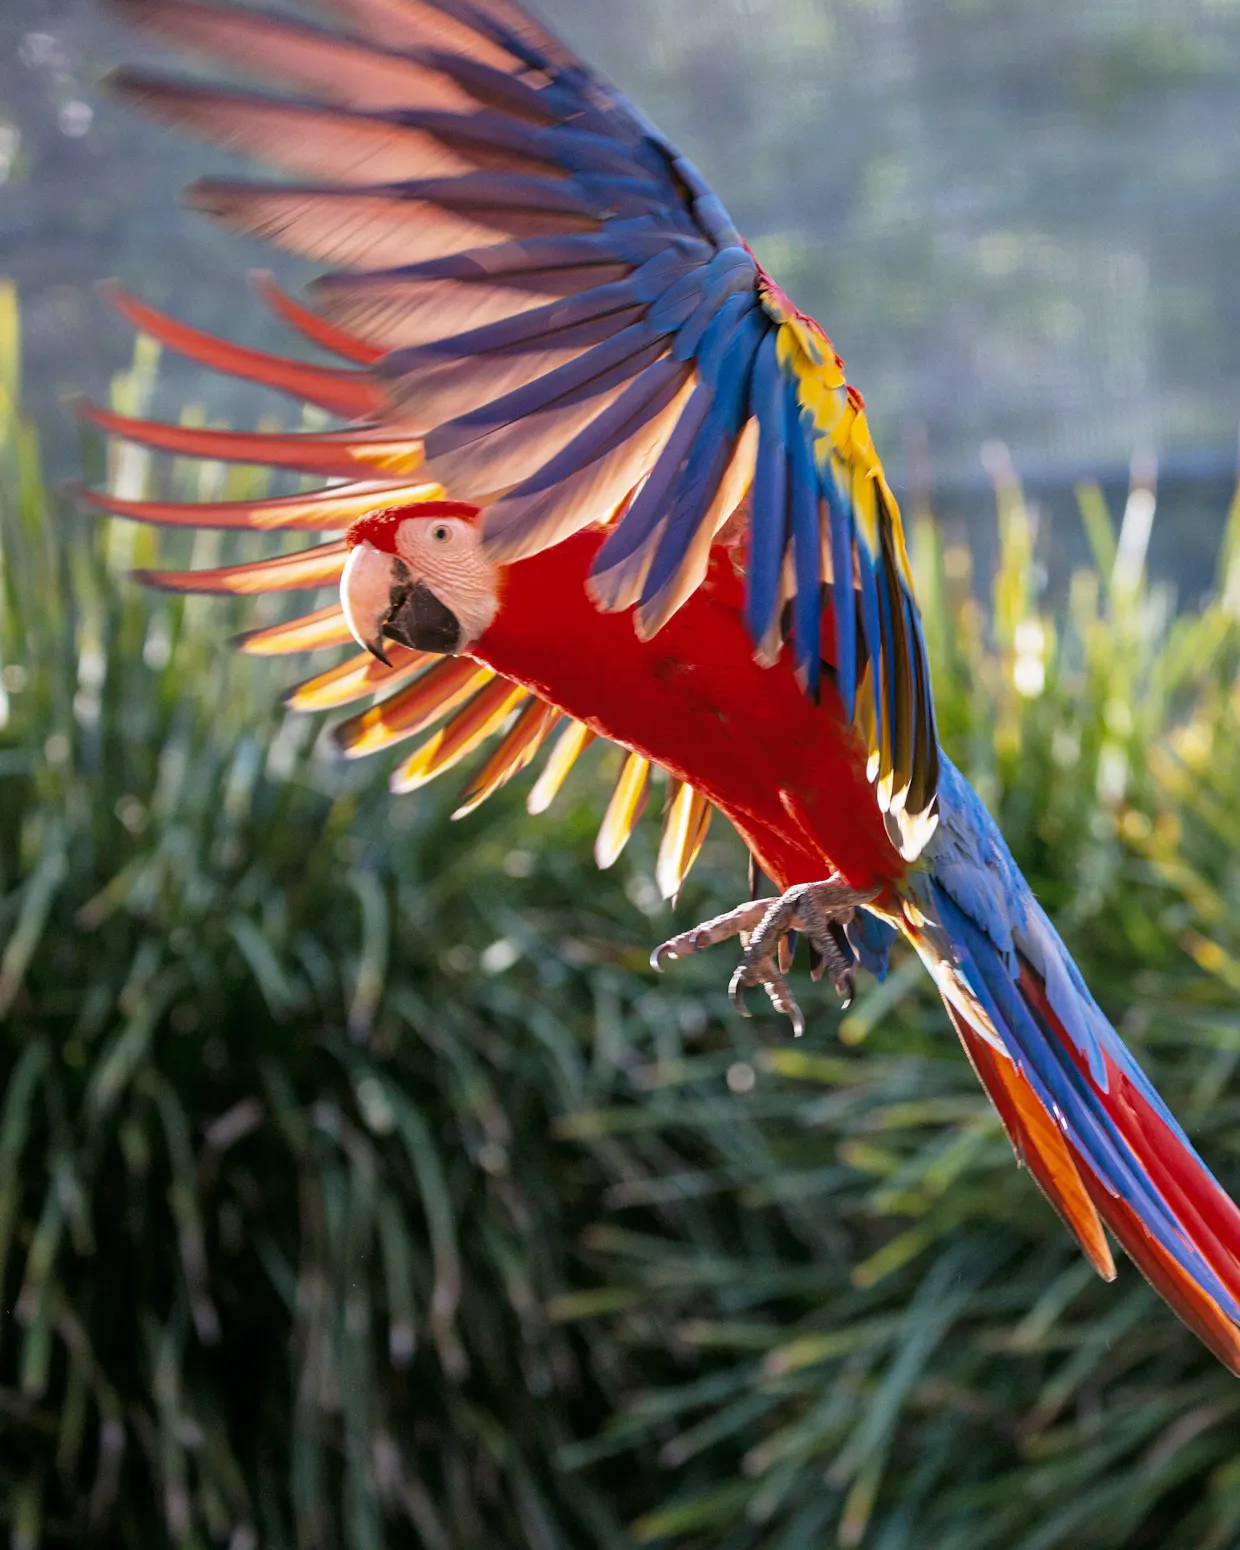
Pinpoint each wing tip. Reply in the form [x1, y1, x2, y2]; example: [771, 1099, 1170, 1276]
[183, 175, 241, 219]
[230, 625, 268, 654]
[331, 722, 365, 758]
[101, 63, 152, 103]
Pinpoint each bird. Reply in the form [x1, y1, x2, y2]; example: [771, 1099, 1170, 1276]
[74, 0, 1240, 1374]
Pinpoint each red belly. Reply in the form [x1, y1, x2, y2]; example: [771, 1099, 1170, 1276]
[469, 532, 907, 895]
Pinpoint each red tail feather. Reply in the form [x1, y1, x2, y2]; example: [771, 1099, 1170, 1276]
[946, 1006, 1115, 1280]
[1083, 1181, 1240, 1374]
[1015, 962, 1240, 1372]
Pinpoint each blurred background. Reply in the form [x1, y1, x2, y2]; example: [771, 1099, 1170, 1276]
[5, 2, 1240, 1547]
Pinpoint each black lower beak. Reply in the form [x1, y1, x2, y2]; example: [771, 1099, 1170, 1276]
[383, 579, 462, 655]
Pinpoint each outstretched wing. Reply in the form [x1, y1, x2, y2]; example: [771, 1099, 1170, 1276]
[93, 0, 938, 853]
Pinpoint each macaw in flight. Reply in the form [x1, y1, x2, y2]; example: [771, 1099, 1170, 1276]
[76, 0, 1240, 1371]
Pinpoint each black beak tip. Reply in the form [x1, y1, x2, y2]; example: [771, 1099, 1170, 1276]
[365, 638, 392, 668]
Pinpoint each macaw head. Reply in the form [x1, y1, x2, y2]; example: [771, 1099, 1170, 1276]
[341, 501, 499, 664]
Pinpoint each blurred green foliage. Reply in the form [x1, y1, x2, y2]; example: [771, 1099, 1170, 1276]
[6, 286, 1240, 1548]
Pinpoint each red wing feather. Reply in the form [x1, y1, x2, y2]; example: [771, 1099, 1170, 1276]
[285, 644, 431, 712]
[108, 73, 507, 186]
[1019, 963, 1240, 1344]
[136, 541, 346, 595]
[71, 478, 434, 533]
[234, 605, 355, 656]
[317, 0, 525, 72]
[98, 281, 382, 420]
[77, 400, 422, 477]
[333, 657, 492, 757]
[250, 273, 384, 366]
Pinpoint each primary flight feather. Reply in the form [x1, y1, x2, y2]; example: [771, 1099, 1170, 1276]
[76, 0, 1240, 1376]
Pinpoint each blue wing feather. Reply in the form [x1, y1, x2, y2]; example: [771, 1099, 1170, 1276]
[493, 356, 691, 501]
[390, 170, 602, 215]
[851, 537, 884, 743]
[695, 294, 763, 392]
[786, 381, 822, 694]
[389, 246, 697, 366]
[673, 248, 757, 361]
[646, 268, 710, 333]
[745, 330, 789, 651]
[634, 307, 765, 610]
[424, 319, 665, 457]
[821, 457, 857, 722]
[636, 433, 735, 611]
[115, 0, 942, 837]
[589, 383, 714, 580]
[872, 538, 899, 781]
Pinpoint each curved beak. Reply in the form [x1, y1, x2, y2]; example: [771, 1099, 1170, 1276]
[340, 540, 463, 664]
[340, 540, 397, 666]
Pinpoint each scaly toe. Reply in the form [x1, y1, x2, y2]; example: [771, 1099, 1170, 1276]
[653, 875, 879, 1032]
[650, 899, 771, 972]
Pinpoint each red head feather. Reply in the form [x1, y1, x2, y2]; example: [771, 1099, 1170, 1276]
[346, 501, 480, 554]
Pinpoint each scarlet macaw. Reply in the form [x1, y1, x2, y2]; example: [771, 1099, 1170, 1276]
[76, 0, 1240, 1373]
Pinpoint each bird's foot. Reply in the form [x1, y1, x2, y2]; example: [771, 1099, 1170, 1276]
[651, 876, 880, 1036]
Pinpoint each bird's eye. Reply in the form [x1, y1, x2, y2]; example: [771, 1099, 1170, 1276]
[431, 524, 451, 543]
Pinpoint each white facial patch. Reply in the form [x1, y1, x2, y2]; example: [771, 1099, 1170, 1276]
[394, 514, 501, 648]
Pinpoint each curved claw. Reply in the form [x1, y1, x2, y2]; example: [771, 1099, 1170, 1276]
[652, 932, 699, 970]
[728, 965, 753, 1019]
[654, 876, 877, 1034]
[781, 993, 806, 1039]
[759, 970, 805, 1037]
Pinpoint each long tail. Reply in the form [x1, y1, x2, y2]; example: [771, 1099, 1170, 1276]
[898, 757, 1240, 1372]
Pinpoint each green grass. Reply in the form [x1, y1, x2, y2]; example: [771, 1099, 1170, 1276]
[4, 282, 1240, 1547]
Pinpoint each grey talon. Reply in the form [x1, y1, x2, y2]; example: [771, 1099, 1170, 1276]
[651, 874, 881, 1034]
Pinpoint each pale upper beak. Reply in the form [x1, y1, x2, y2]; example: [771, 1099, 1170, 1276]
[340, 540, 463, 663]
[341, 540, 397, 666]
